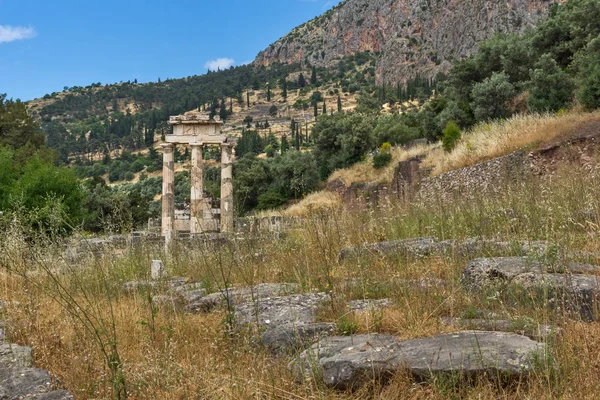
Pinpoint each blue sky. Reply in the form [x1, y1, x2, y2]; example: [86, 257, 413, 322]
[0, 0, 342, 101]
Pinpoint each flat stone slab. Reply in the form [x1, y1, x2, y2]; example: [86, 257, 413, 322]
[440, 317, 559, 341]
[0, 343, 33, 368]
[0, 367, 73, 399]
[261, 322, 336, 355]
[338, 238, 584, 262]
[462, 257, 600, 320]
[348, 298, 392, 312]
[290, 331, 546, 389]
[184, 283, 301, 314]
[235, 292, 329, 328]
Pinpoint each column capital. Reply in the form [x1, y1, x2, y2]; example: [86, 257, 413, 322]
[161, 143, 174, 150]
[190, 142, 205, 148]
[220, 141, 234, 149]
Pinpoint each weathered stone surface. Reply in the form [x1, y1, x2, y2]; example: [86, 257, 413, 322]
[235, 292, 329, 328]
[348, 298, 391, 312]
[338, 237, 558, 262]
[338, 237, 437, 261]
[185, 283, 301, 314]
[440, 318, 559, 341]
[261, 323, 336, 355]
[462, 257, 600, 290]
[0, 367, 70, 399]
[462, 257, 600, 320]
[122, 277, 187, 294]
[255, 0, 553, 88]
[291, 331, 546, 389]
[0, 343, 33, 368]
[36, 390, 75, 400]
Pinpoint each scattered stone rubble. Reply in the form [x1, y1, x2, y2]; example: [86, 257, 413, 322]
[117, 242, 600, 391]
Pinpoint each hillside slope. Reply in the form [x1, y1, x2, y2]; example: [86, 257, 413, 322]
[255, 0, 560, 85]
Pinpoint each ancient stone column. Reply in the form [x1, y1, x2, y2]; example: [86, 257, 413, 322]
[161, 144, 175, 240]
[220, 143, 234, 233]
[190, 142, 204, 234]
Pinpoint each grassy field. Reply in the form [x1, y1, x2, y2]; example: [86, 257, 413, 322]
[2, 142, 600, 399]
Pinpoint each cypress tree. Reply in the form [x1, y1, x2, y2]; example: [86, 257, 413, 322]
[295, 128, 300, 150]
[313, 101, 318, 118]
[281, 134, 289, 154]
[282, 80, 288, 100]
[337, 94, 342, 112]
[311, 66, 318, 86]
[267, 85, 271, 101]
[246, 91, 250, 108]
[322, 101, 327, 115]
[298, 73, 307, 88]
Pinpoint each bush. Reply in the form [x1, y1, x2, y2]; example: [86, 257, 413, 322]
[372, 152, 392, 169]
[256, 189, 288, 210]
[442, 121, 461, 152]
[471, 72, 515, 121]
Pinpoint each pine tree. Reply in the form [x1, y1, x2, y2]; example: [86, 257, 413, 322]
[337, 94, 342, 112]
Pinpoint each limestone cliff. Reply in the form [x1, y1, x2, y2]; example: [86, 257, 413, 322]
[254, 0, 560, 85]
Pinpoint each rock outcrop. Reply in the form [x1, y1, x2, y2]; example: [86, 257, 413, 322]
[254, 0, 558, 85]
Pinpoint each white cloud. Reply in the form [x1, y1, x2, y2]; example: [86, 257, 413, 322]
[204, 57, 235, 71]
[0, 25, 36, 44]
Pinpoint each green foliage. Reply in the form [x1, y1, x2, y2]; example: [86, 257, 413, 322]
[0, 94, 45, 151]
[257, 189, 288, 211]
[373, 113, 421, 146]
[442, 121, 461, 153]
[372, 152, 392, 169]
[573, 37, 600, 110]
[312, 112, 376, 178]
[471, 72, 515, 121]
[528, 54, 575, 112]
[14, 156, 85, 233]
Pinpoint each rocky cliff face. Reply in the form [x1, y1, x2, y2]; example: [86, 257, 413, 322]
[255, 0, 559, 85]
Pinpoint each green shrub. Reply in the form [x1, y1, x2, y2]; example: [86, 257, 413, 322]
[373, 152, 392, 169]
[256, 189, 288, 210]
[442, 121, 461, 152]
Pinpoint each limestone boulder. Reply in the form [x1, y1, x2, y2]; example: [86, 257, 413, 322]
[290, 331, 546, 389]
[462, 257, 600, 320]
[0, 367, 73, 399]
[0, 343, 33, 368]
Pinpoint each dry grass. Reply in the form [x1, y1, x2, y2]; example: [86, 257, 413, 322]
[3, 155, 600, 398]
[328, 144, 432, 187]
[283, 190, 343, 217]
[423, 111, 600, 176]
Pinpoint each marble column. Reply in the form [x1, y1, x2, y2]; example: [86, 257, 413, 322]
[190, 142, 204, 234]
[161, 144, 175, 240]
[220, 143, 234, 233]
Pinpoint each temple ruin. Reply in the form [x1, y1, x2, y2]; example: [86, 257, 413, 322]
[161, 111, 234, 240]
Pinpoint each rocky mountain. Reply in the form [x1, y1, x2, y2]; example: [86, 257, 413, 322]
[255, 0, 561, 85]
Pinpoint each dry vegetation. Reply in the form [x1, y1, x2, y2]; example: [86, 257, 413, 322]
[423, 111, 600, 176]
[2, 151, 600, 398]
